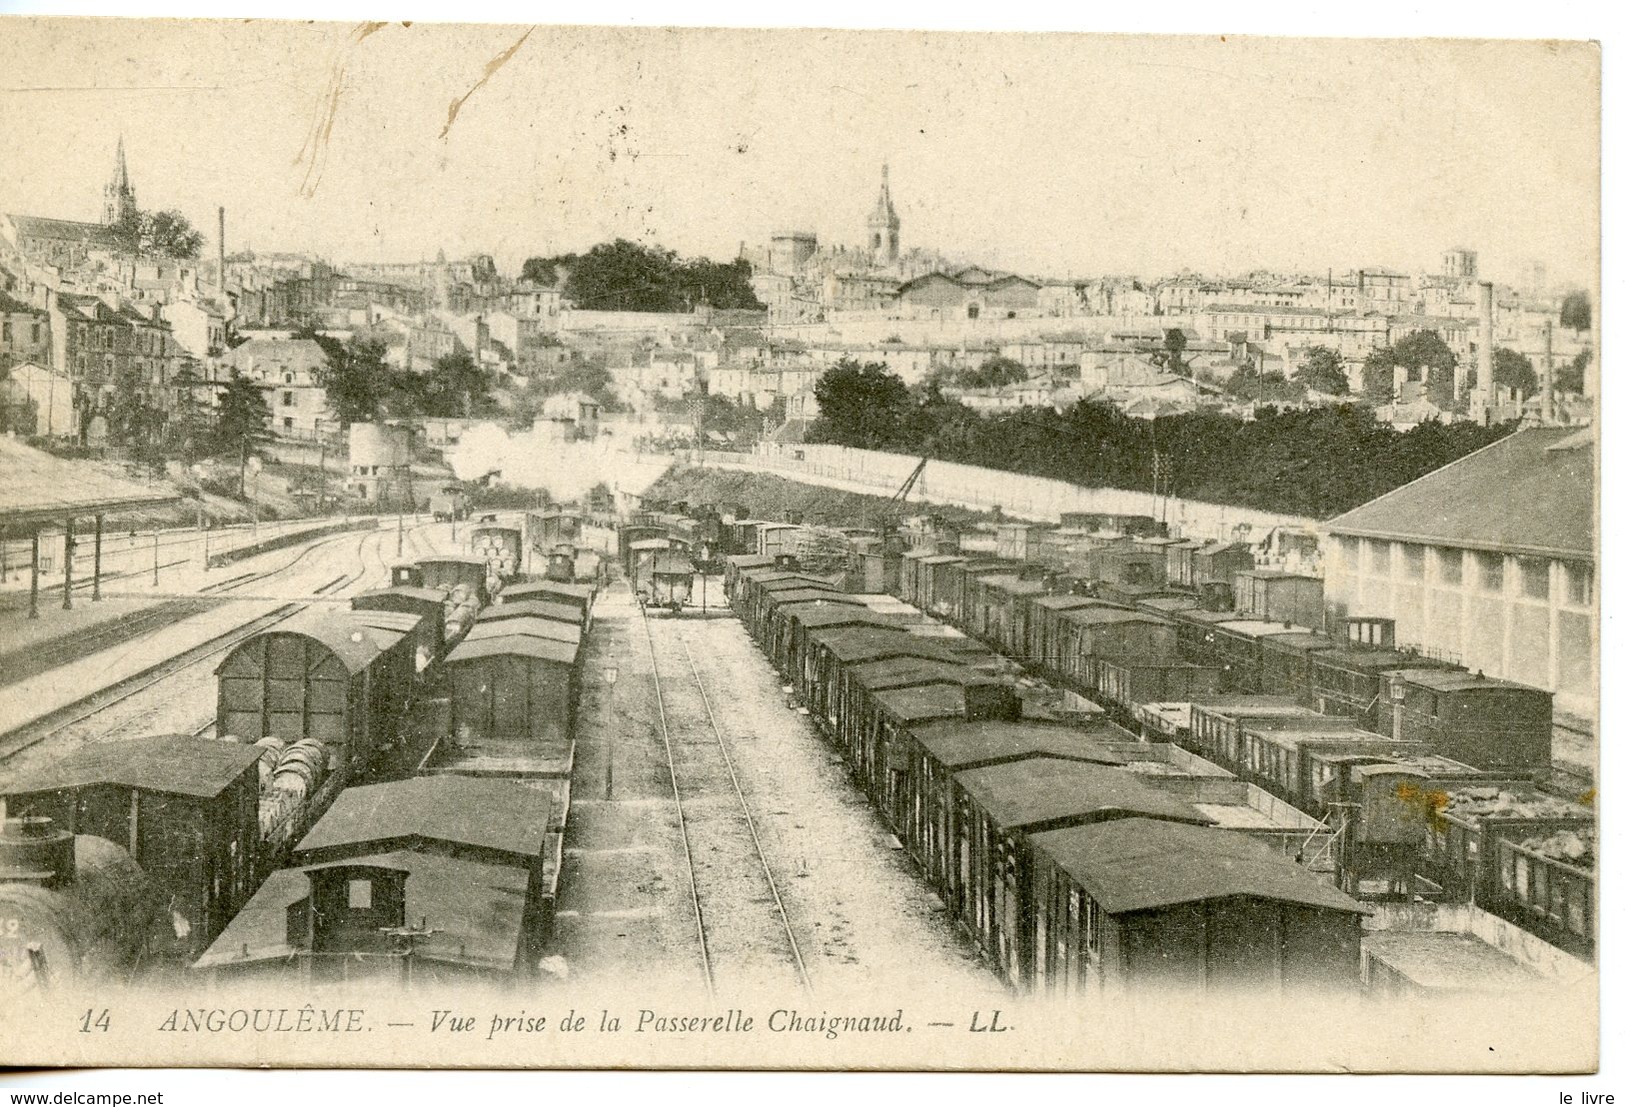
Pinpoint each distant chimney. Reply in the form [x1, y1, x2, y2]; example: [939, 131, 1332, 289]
[1541, 319, 1555, 422]
[1474, 281, 1494, 423]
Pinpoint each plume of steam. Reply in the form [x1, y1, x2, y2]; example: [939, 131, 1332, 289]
[448, 421, 673, 503]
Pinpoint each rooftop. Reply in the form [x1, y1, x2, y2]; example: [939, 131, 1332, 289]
[1, 733, 260, 800]
[1362, 931, 1547, 992]
[295, 775, 551, 861]
[192, 849, 532, 972]
[955, 758, 1208, 831]
[908, 720, 1127, 770]
[1032, 817, 1363, 915]
[1325, 427, 1592, 561]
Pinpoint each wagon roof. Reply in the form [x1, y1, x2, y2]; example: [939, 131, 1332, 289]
[650, 552, 694, 575]
[1214, 619, 1301, 637]
[873, 683, 972, 722]
[980, 574, 1051, 594]
[478, 599, 585, 625]
[1188, 694, 1305, 715]
[1030, 594, 1103, 611]
[1389, 668, 1546, 694]
[908, 720, 1127, 770]
[193, 850, 533, 971]
[917, 554, 966, 565]
[1312, 647, 1455, 673]
[446, 632, 579, 666]
[811, 627, 959, 664]
[416, 555, 489, 568]
[502, 580, 594, 601]
[1259, 630, 1339, 650]
[353, 585, 448, 607]
[1, 733, 260, 799]
[778, 604, 900, 630]
[345, 610, 422, 635]
[1137, 596, 1202, 613]
[1061, 607, 1168, 627]
[765, 589, 864, 609]
[295, 775, 552, 859]
[955, 758, 1208, 831]
[464, 615, 582, 646]
[849, 657, 996, 691]
[743, 572, 834, 588]
[1030, 818, 1365, 916]
[725, 554, 778, 567]
[630, 537, 671, 550]
[222, 609, 400, 674]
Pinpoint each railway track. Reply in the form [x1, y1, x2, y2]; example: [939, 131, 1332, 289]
[639, 600, 813, 998]
[0, 526, 397, 765]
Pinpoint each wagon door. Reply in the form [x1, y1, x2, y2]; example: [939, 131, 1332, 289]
[491, 654, 532, 739]
[452, 661, 494, 740]
[218, 638, 269, 738]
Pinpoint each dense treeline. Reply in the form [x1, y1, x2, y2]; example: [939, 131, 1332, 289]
[520, 239, 763, 312]
[808, 360, 1518, 519]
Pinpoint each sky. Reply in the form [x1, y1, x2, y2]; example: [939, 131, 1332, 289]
[0, 19, 1601, 289]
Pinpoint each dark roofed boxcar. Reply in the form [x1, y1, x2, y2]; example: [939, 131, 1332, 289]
[952, 758, 1211, 988]
[477, 598, 586, 629]
[893, 718, 1132, 904]
[416, 555, 491, 605]
[1377, 668, 1553, 773]
[351, 586, 448, 668]
[442, 632, 581, 764]
[1307, 647, 1460, 731]
[2, 734, 262, 955]
[217, 610, 418, 778]
[1029, 818, 1364, 998]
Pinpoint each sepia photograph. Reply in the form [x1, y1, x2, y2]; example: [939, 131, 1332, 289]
[0, 4, 1608, 1088]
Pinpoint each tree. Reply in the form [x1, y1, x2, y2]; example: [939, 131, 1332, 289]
[1296, 346, 1350, 395]
[960, 356, 1027, 389]
[809, 360, 911, 450]
[1162, 328, 1188, 375]
[422, 350, 492, 418]
[213, 372, 271, 466]
[520, 257, 563, 286]
[1363, 330, 1458, 408]
[523, 239, 764, 313]
[111, 205, 205, 259]
[1362, 347, 1397, 404]
[140, 209, 205, 260]
[313, 336, 389, 427]
[1560, 290, 1591, 332]
[1555, 348, 1591, 394]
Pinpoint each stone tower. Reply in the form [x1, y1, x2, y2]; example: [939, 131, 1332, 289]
[866, 163, 900, 266]
[102, 136, 138, 227]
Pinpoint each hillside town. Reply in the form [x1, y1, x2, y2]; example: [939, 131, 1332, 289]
[0, 146, 1597, 474]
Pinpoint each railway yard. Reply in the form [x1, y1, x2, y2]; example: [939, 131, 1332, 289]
[0, 491, 1600, 1005]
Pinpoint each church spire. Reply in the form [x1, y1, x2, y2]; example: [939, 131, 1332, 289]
[103, 135, 137, 227]
[866, 162, 900, 265]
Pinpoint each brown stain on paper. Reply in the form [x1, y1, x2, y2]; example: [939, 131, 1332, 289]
[440, 26, 536, 140]
[295, 21, 388, 197]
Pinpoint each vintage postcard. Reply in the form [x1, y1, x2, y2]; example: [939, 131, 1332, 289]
[0, 16, 1602, 1075]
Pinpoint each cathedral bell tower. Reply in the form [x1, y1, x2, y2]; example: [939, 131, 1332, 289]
[102, 136, 138, 227]
[866, 163, 900, 266]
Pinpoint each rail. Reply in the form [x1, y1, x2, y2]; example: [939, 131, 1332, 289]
[638, 598, 814, 996]
[0, 524, 413, 764]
